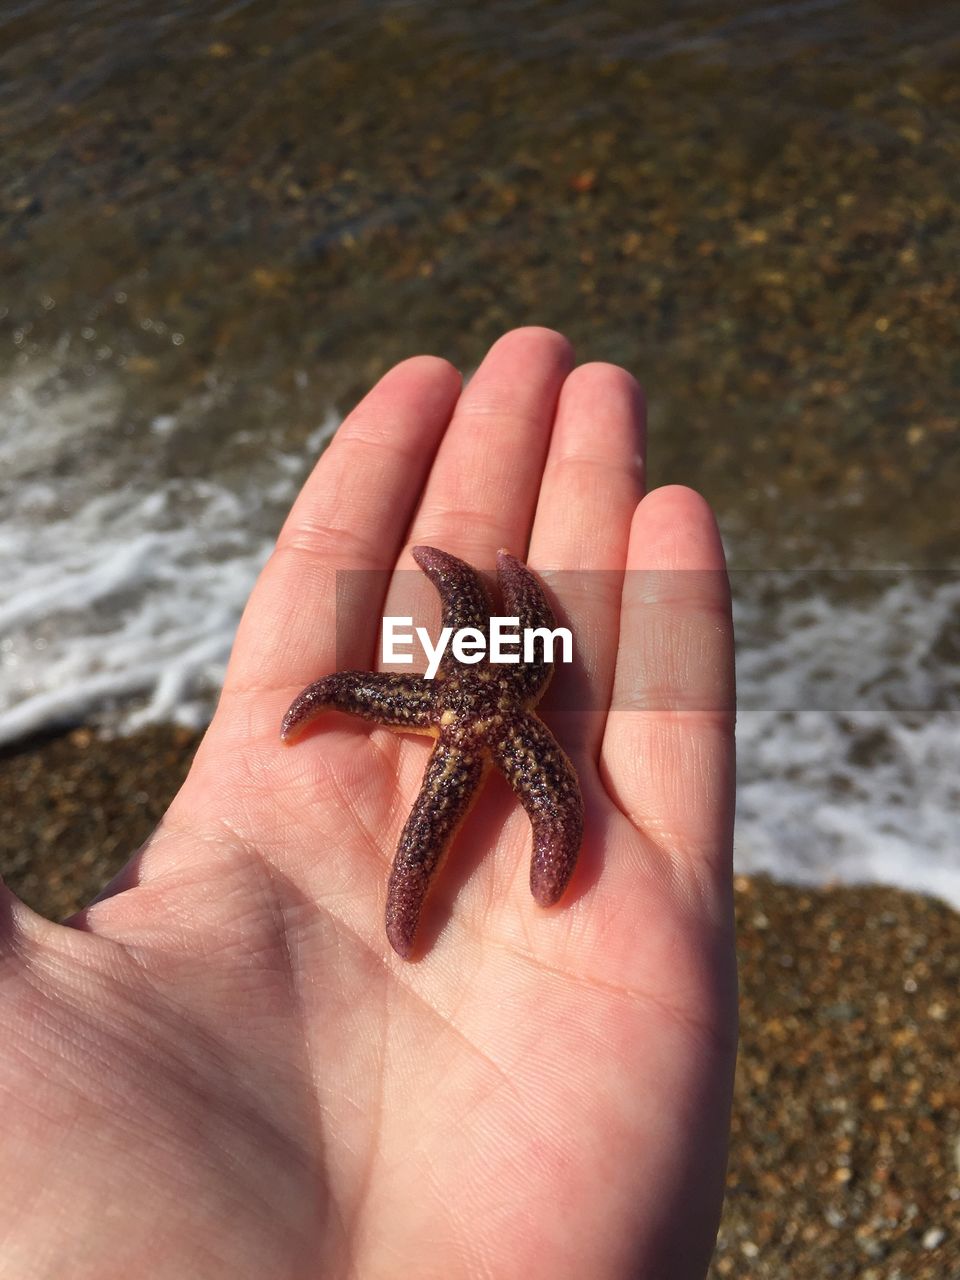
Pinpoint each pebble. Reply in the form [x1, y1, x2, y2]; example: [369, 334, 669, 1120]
[710, 876, 960, 1279]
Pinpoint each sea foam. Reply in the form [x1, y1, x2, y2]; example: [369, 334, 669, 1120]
[0, 364, 335, 742]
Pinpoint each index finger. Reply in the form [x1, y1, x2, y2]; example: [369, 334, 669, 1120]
[220, 356, 462, 705]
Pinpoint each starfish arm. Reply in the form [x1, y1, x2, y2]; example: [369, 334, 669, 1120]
[385, 740, 486, 958]
[496, 550, 557, 705]
[280, 671, 435, 741]
[411, 546, 492, 674]
[490, 710, 583, 907]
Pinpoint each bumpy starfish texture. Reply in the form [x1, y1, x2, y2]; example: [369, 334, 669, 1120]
[281, 545, 583, 959]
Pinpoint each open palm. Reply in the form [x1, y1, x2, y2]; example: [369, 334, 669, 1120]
[0, 329, 737, 1279]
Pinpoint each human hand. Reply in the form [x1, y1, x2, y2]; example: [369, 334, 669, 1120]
[0, 328, 736, 1279]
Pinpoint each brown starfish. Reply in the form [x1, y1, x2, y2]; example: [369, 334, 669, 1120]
[281, 546, 583, 959]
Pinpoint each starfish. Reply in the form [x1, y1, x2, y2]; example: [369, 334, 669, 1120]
[280, 546, 584, 959]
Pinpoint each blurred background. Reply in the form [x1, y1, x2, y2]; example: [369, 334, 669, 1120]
[1, 2, 957, 1275]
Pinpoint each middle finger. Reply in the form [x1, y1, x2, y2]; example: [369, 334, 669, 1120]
[527, 361, 646, 757]
[397, 326, 573, 569]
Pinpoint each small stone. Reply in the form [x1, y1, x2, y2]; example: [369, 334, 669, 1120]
[570, 168, 597, 193]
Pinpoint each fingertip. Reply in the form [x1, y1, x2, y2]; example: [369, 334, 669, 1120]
[336, 355, 461, 445]
[385, 353, 462, 385]
[561, 360, 646, 408]
[631, 486, 727, 573]
[488, 325, 574, 364]
[459, 328, 575, 416]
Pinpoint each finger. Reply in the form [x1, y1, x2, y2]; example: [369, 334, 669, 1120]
[399, 327, 573, 569]
[221, 356, 461, 702]
[526, 363, 646, 755]
[601, 486, 735, 883]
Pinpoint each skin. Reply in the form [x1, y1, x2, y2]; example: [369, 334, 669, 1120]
[0, 329, 737, 1279]
[281, 544, 584, 959]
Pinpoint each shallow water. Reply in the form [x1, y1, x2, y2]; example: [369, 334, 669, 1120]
[1, 0, 958, 901]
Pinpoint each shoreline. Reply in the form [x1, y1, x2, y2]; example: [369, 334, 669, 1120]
[1, 725, 957, 1276]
